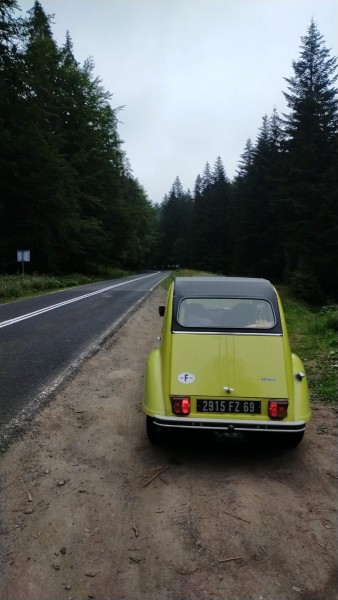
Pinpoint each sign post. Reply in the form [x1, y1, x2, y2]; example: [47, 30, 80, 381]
[17, 250, 30, 275]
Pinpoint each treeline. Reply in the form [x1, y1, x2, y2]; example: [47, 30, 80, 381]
[0, 0, 157, 274]
[155, 21, 338, 303]
[1, 5, 337, 304]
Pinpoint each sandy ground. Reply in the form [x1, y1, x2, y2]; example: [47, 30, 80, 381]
[0, 286, 337, 600]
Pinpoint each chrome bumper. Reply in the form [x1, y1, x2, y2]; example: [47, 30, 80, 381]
[152, 416, 306, 433]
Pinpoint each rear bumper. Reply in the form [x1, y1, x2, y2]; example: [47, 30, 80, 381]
[152, 415, 306, 433]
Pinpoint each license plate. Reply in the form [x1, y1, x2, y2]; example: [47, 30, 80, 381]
[196, 399, 261, 414]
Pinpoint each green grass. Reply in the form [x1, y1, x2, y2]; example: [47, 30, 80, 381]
[161, 272, 338, 404]
[0, 269, 134, 303]
[278, 287, 338, 404]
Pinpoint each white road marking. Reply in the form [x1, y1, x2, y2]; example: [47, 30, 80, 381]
[0, 272, 162, 329]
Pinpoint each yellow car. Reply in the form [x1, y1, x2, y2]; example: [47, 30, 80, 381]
[144, 276, 311, 447]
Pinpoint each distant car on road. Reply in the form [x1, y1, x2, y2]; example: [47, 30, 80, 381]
[144, 276, 311, 447]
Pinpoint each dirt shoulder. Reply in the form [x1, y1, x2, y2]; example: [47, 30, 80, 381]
[1, 286, 337, 600]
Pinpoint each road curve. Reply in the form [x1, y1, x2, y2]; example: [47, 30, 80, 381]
[0, 271, 169, 445]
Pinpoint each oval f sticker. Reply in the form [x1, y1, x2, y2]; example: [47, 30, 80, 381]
[178, 372, 195, 384]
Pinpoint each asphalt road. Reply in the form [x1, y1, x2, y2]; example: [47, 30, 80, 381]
[0, 271, 168, 445]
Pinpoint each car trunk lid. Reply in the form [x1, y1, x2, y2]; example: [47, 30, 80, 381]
[169, 333, 288, 399]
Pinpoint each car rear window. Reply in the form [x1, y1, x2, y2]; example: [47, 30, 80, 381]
[177, 298, 276, 329]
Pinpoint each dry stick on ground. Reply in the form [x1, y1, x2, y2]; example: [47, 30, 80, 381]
[132, 525, 139, 538]
[238, 556, 259, 568]
[159, 474, 169, 485]
[136, 536, 151, 544]
[223, 510, 251, 524]
[89, 555, 103, 563]
[217, 497, 251, 524]
[143, 467, 169, 488]
[218, 557, 244, 563]
[327, 472, 338, 480]
[316, 542, 327, 549]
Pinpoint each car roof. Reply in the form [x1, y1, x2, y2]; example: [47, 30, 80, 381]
[173, 276, 277, 300]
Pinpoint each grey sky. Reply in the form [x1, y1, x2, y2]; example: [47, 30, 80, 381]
[17, 0, 338, 203]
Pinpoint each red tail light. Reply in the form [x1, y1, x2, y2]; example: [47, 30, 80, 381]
[268, 400, 288, 419]
[171, 396, 191, 415]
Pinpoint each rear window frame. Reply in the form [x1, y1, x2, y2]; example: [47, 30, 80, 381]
[172, 295, 282, 335]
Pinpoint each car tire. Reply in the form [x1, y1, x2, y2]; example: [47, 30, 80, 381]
[146, 416, 162, 444]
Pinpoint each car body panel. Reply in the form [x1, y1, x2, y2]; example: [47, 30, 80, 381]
[291, 352, 311, 422]
[169, 334, 289, 399]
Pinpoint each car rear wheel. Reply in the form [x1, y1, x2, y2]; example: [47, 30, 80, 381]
[146, 416, 162, 444]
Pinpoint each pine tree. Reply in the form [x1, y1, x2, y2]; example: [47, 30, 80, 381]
[191, 158, 230, 273]
[13, 1, 82, 272]
[236, 138, 254, 179]
[213, 155, 227, 184]
[0, 1, 158, 275]
[158, 177, 193, 267]
[201, 161, 212, 191]
[0, 0, 24, 271]
[119, 175, 157, 268]
[193, 174, 203, 199]
[230, 139, 256, 274]
[282, 20, 338, 300]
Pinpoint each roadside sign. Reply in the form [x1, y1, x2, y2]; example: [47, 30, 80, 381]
[17, 249, 30, 274]
[17, 250, 30, 262]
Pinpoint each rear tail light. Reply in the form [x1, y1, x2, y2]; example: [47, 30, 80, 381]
[268, 399, 288, 419]
[171, 396, 191, 415]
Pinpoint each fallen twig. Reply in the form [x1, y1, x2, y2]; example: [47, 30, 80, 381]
[223, 510, 251, 524]
[327, 472, 338, 480]
[217, 497, 251, 523]
[143, 467, 169, 487]
[238, 555, 262, 568]
[136, 535, 151, 543]
[132, 525, 139, 538]
[129, 556, 141, 563]
[218, 557, 243, 563]
[238, 556, 255, 567]
[316, 541, 327, 549]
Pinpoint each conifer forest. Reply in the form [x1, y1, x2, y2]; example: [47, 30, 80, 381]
[1, 1, 338, 303]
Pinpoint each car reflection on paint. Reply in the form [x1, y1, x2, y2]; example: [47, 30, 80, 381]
[143, 276, 311, 448]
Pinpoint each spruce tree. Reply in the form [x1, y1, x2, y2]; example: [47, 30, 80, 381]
[11, 1, 81, 272]
[158, 177, 193, 267]
[282, 20, 338, 300]
[236, 138, 254, 179]
[191, 158, 230, 273]
[0, 0, 24, 271]
[230, 139, 255, 275]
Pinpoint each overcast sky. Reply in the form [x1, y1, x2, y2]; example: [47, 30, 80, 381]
[17, 0, 338, 203]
